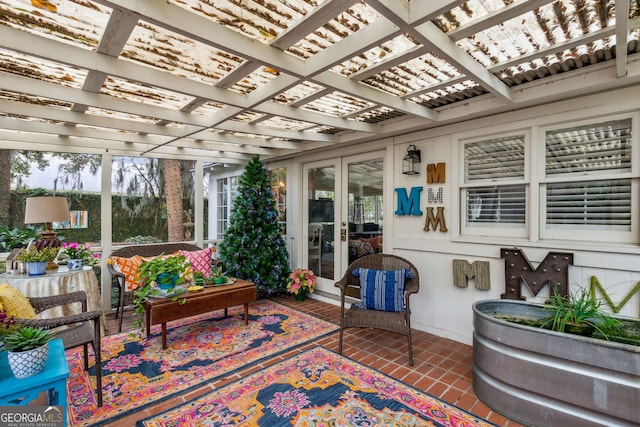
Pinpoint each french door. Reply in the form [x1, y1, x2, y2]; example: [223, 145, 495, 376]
[303, 152, 384, 295]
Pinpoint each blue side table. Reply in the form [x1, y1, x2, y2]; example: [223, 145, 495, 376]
[0, 339, 69, 425]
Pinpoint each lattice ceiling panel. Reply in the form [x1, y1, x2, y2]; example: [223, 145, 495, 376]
[84, 106, 165, 124]
[123, 22, 241, 85]
[286, 2, 381, 59]
[0, 0, 637, 163]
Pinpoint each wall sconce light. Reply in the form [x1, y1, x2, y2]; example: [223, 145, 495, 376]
[24, 196, 70, 248]
[402, 144, 421, 175]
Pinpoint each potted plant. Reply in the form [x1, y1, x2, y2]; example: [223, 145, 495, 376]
[137, 254, 190, 292]
[132, 254, 190, 331]
[58, 241, 94, 270]
[473, 295, 640, 426]
[286, 268, 317, 301]
[211, 264, 228, 284]
[193, 264, 229, 286]
[16, 246, 59, 276]
[539, 288, 621, 337]
[2, 325, 52, 378]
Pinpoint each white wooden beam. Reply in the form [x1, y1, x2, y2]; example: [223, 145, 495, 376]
[97, 8, 138, 55]
[102, 0, 438, 122]
[311, 72, 438, 120]
[271, 0, 359, 50]
[0, 117, 279, 156]
[407, 0, 468, 25]
[95, 0, 307, 77]
[0, 130, 251, 163]
[616, 0, 630, 78]
[0, 98, 201, 137]
[448, 0, 554, 42]
[368, 0, 514, 103]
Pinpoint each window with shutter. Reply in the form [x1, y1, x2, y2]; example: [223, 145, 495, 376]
[461, 135, 527, 235]
[458, 116, 636, 244]
[542, 118, 634, 241]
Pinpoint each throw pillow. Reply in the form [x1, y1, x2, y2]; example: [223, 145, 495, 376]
[352, 268, 412, 312]
[179, 248, 213, 277]
[0, 283, 37, 319]
[110, 255, 144, 291]
[351, 240, 375, 258]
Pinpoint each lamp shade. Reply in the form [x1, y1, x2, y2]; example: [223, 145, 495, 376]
[24, 197, 70, 224]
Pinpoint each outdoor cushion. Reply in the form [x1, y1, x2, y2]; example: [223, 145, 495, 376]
[352, 268, 411, 312]
[110, 255, 144, 291]
[0, 283, 37, 319]
[351, 239, 375, 258]
[179, 248, 213, 277]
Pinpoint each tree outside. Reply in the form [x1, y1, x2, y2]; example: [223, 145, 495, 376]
[1, 149, 195, 245]
[219, 156, 290, 294]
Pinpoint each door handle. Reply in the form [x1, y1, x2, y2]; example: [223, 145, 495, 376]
[341, 228, 347, 241]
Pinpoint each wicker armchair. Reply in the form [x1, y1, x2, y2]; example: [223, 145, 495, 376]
[16, 291, 103, 406]
[107, 243, 204, 333]
[335, 253, 420, 365]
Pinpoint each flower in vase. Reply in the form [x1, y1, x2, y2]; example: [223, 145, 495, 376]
[59, 242, 92, 261]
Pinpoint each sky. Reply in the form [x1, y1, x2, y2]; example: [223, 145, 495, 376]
[15, 155, 102, 192]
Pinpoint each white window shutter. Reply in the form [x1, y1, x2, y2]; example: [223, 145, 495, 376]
[544, 119, 632, 231]
[463, 135, 526, 227]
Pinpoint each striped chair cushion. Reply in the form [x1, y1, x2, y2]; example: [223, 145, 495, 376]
[352, 268, 412, 312]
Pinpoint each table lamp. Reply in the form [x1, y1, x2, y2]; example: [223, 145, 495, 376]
[24, 196, 70, 248]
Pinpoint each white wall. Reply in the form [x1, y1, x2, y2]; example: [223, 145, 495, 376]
[292, 86, 640, 345]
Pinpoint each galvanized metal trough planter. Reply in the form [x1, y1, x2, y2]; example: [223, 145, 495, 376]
[472, 300, 640, 427]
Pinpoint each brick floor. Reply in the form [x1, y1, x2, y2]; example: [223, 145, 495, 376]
[101, 295, 525, 426]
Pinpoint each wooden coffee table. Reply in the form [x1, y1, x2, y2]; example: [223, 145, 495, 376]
[144, 278, 256, 349]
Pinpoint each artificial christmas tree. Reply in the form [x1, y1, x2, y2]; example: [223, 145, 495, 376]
[218, 156, 290, 294]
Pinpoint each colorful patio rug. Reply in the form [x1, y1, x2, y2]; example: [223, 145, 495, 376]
[137, 346, 496, 427]
[66, 300, 338, 426]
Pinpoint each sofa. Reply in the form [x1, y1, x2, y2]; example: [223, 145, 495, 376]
[107, 242, 215, 332]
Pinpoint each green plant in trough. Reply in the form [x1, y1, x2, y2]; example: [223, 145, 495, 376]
[540, 288, 621, 339]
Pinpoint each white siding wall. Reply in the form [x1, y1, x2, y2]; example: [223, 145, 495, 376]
[298, 86, 640, 345]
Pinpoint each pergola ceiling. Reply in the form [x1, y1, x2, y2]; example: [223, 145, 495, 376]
[0, 0, 639, 164]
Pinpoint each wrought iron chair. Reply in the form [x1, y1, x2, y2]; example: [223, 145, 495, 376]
[16, 291, 103, 406]
[335, 253, 420, 365]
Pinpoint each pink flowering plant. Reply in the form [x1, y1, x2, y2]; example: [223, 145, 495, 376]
[59, 242, 94, 262]
[286, 268, 317, 296]
[0, 310, 18, 339]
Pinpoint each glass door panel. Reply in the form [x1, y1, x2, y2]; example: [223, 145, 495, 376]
[344, 156, 384, 267]
[306, 164, 336, 285]
[304, 153, 383, 296]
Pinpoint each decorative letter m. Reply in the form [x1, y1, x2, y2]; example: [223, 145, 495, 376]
[395, 187, 423, 216]
[500, 248, 573, 300]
